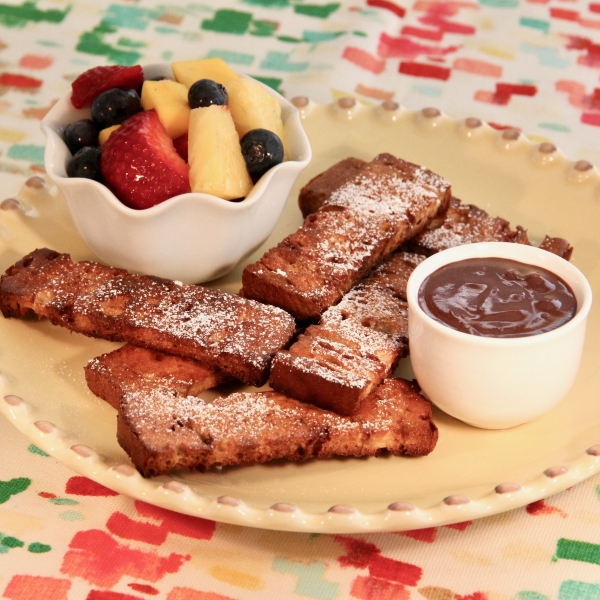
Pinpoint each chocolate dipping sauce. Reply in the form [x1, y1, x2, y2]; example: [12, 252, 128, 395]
[418, 257, 577, 338]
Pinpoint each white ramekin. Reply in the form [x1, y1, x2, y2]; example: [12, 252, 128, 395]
[407, 242, 592, 429]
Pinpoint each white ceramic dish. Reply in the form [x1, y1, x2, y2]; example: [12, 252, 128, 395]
[407, 242, 592, 429]
[40, 63, 312, 283]
[2, 102, 600, 534]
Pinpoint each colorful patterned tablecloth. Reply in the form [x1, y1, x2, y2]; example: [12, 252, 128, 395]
[1, 1, 600, 598]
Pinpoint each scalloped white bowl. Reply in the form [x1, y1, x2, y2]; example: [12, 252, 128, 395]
[41, 63, 312, 283]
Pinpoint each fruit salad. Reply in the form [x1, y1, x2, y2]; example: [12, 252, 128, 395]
[64, 59, 287, 210]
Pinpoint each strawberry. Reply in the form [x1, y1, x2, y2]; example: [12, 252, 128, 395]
[71, 64, 144, 109]
[101, 109, 190, 210]
[173, 132, 188, 162]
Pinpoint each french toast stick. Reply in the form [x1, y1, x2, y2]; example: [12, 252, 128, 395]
[85, 345, 230, 410]
[0, 249, 296, 386]
[408, 197, 573, 259]
[112, 377, 438, 477]
[241, 153, 451, 321]
[269, 251, 423, 415]
[407, 196, 530, 253]
[300, 161, 573, 261]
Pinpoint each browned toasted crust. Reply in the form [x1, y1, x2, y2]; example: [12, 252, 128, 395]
[299, 156, 367, 217]
[115, 377, 438, 477]
[361, 251, 426, 302]
[270, 320, 400, 416]
[539, 235, 573, 260]
[0, 248, 296, 386]
[241, 153, 451, 321]
[406, 197, 573, 260]
[85, 344, 230, 410]
[406, 197, 530, 254]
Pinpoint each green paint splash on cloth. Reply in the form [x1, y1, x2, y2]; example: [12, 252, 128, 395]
[206, 49, 254, 66]
[560, 580, 600, 600]
[76, 22, 141, 65]
[0, 478, 31, 504]
[103, 4, 161, 31]
[294, 3, 340, 18]
[252, 75, 283, 93]
[1, 536, 24, 548]
[260, 51, 309, 71]
[556, 538, 600, 565]
[28, 542, 51, 553]
[202, 9, 252, 35]
[242, 0, 290, 7]
[8, 144, 45, 168]
[28, 444, 49, 457]
[0, 1, 71, 28]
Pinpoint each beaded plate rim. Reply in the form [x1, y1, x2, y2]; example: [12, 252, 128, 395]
[1, 102, 599, 534]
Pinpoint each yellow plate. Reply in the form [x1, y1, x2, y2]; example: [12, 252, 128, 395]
[1, 103, 599, 533]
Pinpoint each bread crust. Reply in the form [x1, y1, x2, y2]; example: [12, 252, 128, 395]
[85, 344, 230, 409]
[0, 248, 296, 386]
[538, 235, 573, 260]
[299, 156, 367, 217]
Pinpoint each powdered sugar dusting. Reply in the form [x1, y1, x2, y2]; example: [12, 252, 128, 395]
[411, 198, 527, 254]
[279, 352, 371, 388]
[123, 388, 395, 452]
[73, 273, 295, 382]
[325, 171, 439, 217]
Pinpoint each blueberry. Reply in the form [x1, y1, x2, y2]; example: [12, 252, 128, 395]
[188, 79, 228, 109]
[63, 119, 98, 154]
[66, 146, 102, 182]
[91, 87, 142, 130]
[240, 129, 284, 179]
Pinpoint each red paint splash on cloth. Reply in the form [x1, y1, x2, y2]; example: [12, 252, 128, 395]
[335, 536, 422, 586]
[343, 46, 386, 73]
[128, 583, 160, 595]
[350, 575, 410, 600]
[526, 499, 567, 517]
[106, 500, 215, 545]
[167, 588, 237, 600]
[86, 591, 144, 600]
[378, 32, 459, 59]
[65, 476, 119, 497]
[19, 54, 53, 69]
[0, 73, 42, 89]
[60, 529, 189, 588]
[2, 575, 71, 600]
[367, 0, 406, 18]
[582, 111, 600, 125]
[399, 61, 452, 80]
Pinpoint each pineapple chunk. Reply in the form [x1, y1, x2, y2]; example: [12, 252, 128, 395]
[226, 77, 287, 156]
[99, 124, 120, 147]
[141, 79, 190, 139]
[172, 58, 240, 89]
[188, 105, 253, 200]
